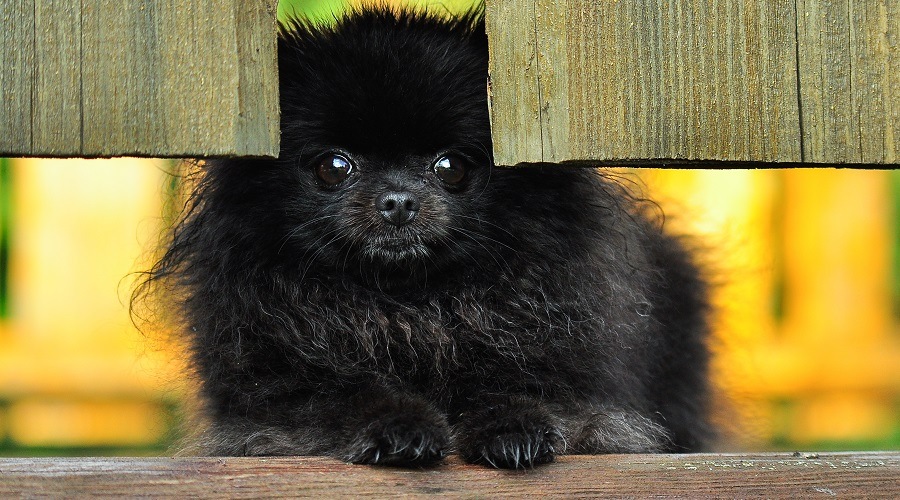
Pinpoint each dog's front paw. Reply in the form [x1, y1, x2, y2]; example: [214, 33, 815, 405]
[457, 398, 564, 469]
[345, 413, 450, 467]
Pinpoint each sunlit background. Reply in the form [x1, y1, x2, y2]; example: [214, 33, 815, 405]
[0, 0, 898, 456]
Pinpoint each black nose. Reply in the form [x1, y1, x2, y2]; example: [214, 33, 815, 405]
[375, 190, 420, 227]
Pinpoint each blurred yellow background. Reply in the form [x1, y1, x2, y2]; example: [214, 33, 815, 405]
[0, 0, 898, 455]
[0, 158, 183, 455]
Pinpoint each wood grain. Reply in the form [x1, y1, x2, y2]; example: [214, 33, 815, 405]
[32, 0, 82, 156]
[0, 453, 896, 497]
[485, 0, 544, 163]
[233, 0, 281, 157]
[486, 0, 897, 165]
[795, 0, 899, 163]
[0, 0, 35, 154]
[0, 0, 279, 158]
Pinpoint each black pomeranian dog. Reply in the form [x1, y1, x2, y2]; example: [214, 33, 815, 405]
[139, 7, 711, 469]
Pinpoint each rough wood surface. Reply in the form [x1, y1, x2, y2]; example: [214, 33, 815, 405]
[0, 0, 35, 155]
[32, 0, 82, 155]
[486, 0, 898, 166]
[0, 453, 896, 497]
[0, 0, 279, 158]
[797, 0, 899, 163]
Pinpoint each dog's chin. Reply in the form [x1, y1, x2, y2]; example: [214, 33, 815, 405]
[355, 237, 436, 292]
[363, 237, 431, 265]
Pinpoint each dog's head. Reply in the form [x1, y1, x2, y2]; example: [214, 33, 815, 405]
[234, 9, 511, 286]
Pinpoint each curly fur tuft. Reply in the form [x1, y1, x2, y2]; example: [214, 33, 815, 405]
[135, 6, 713, 469]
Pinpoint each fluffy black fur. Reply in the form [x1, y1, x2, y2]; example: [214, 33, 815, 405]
[139, 7, 712, 469]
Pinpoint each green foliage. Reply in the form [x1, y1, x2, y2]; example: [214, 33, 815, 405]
[277, 0, 348, 24]
[0, 397, 184, 457]
[276, 0, 480, 24]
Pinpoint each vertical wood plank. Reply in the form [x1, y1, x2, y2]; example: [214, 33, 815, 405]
[486, 0, 896, 165]
[750, 0, 803, 162]
[157, 1, 238, 156]
[82, 0, 280, 157]
[566, 1, 600, 158]
[233, 0, 281, 156]
[81, 0, 165, 155]
[533, 0, 569, 161]
[888, 0, 900, 163]
[155, 0, 279, 157]
[488, 0, 802, 165]
[850, 0, 898, 163]
[32, 0, 82, 155]
[485, 0, 543, 163]
[797, 0, 899, 163]
[796, 0, 850, 162]
[0, 0, 34, 154]
[1, 0, 279, 158]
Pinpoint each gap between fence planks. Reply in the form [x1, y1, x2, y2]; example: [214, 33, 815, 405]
[0, 453, 897, 497]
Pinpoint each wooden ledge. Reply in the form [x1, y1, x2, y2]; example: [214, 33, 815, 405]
[0, 453, 897, 497]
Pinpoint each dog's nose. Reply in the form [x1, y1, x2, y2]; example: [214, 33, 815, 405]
[375, 191, 420, 227]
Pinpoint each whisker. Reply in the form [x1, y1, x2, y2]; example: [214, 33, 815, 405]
[297, 226, 346, 282]
[449, 225, 520, 254]
[447, 226, 513, 273]
[455, 214, 519, 241]
[277, 214, 342, 255]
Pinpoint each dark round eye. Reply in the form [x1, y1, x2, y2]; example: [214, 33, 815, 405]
[315, 154, 353, 186]
[433, 155, 466, 185]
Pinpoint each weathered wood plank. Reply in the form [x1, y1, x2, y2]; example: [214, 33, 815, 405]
[0, 453, 896, 497]
[485, 0, 544, 163]
[0, 0, 279, 158]
[0, 0, 34, 154]
[851, 0, 897, 163]
[32, 0, 82, 156]
[81, 0, 165, 155]
[233, 0, 281, 156]
[747, 0, 805, 162]
[486, 0, 897, 165]
[153, 1, 240, 156]
[796, 0, 899, 163]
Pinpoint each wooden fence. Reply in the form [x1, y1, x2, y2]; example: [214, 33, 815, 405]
[486, 0, 899, 165]
[2, 0, 897, 164]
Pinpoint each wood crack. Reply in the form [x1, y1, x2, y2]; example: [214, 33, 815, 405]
[793, 0, 806, 163]
[532, 3, 545, 162]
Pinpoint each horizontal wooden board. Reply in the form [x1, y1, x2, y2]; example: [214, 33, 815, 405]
[0, 453, 896, 497]
[0, 0, 279, 158]
[486, 0, 898, 165]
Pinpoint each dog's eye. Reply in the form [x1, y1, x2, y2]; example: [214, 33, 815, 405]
[316, 154, 354, 186]
[433, 156, 466, 185]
